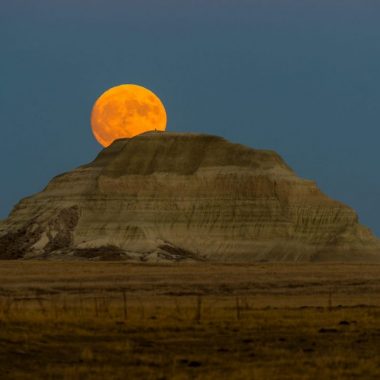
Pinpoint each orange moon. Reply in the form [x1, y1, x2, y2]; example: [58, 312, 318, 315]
[91, 84, 167, 147]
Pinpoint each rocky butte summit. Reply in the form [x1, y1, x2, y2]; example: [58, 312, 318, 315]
[1, 132, 380, 262]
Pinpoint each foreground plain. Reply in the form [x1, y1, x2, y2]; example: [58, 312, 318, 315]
[1, 262, 380, 379]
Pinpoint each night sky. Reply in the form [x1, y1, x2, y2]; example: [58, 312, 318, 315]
[1, 1, 380, 235]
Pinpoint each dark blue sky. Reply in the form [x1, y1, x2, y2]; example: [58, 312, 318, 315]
[1, 1, 380, 235]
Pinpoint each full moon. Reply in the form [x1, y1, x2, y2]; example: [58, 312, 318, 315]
[91, 84, 167, 147]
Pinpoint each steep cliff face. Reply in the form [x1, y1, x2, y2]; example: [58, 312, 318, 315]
[1, 132, 379, 261]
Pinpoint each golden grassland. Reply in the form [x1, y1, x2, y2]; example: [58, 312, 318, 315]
[1, 261, 380, 379]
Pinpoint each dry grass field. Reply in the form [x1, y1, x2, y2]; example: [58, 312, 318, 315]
[1, 262, 380, 379]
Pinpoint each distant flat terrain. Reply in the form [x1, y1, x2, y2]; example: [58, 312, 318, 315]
[1, 262, 380, 379]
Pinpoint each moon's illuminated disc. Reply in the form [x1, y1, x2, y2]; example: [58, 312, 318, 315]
[91, 84, 167, 147]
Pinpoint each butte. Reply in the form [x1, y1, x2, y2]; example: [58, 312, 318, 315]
[1, 132, 380, 262]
